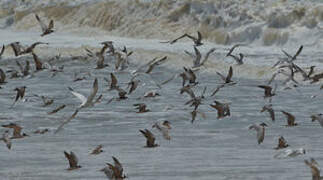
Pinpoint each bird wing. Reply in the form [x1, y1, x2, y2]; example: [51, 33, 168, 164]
[281, 111, 295, 125]
[0, 45, 5, 57]
[54, 109, 79, 134]
[292, 45, 303, 60]
[268, 108, 275, 121]
[86, 78, 98, 105]
[35, 14, 47, 32]
[110, 73, 118, 89]
[170, 34, 188, 44]
[10, 42, 22, 56]
[69, 151, 79, 167]
[112, 156, 123, 174]
[0, 68, 6, 83]
[197, 31, 202, 42]
[201, 48, 216, 66]
[69, 87, 87, 106]
[226, 66, 233, 82]
[193, 46, 201, 66]
[48, 20, 54, 30]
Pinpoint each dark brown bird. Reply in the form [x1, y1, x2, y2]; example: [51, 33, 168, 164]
[180, 67, 197, 86]
[116, 87, 128, 100]
[109, 73, 118, 90]
[35, 14, 54, 36]
[162, 31, 203, 46]
[258, 85, 276, 98]
[12, 86, 26, 107]
[134, 103, 150, 113]
[127, 78, 140, 94]
[0, 68, 6, 84]
[139, 129, 158, 147]
[2, 123, 28, 139]
[64, 151, 81, 170]
[274, 136, 289, 150]
[90, 144, 103, 155]
[216, 66, 233, 84]
[304, 158, 321, 180]
[281, 111, 298, 126]
[210, 100, 230, 119]
[86, 43, 110, 69]
[260, 104, 275, 121]
[186, 46, 216, 68]
[10, 42, 48, 56]
[101, 156, 126, 179]
[31, 51, 44, 71]
[47, 104, 66, 115]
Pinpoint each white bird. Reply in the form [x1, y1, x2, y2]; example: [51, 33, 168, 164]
[152, 121, 171, 140]
[68, 78, 98, 108]
[249, 123, 267, 144]
[273, 148, 306, 159]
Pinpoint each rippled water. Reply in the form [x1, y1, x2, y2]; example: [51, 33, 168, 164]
[0, 31, 322, 179]
[0, 0, 323, 179]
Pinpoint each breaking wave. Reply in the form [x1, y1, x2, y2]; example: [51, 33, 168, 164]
[0, 0, 323, 46]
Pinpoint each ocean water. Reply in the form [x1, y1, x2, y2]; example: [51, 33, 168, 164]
[0, 0, 323, 180]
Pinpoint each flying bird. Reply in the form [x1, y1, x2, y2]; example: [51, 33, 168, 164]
[139, 129, 158, 147]
[2, 123, 28, 139]
[210, 100, 231, 119]
[260, 104, 275, 121]
[64, 151, 81, 170]
[281, 111, 298, 126]
[152, 121, 171, 140]
[101, 156, 126, 179]
[304, 158, 321, 180]
[216, 66, 234, 84]
[185, 46, 216, 68]
[31, 51, 44, 71]
[249, 122, 267, 144]
[274, 136, 289, 150]
[69, 78, 99, 108]
[90, 144, 103, 155]
[12, 86, 26, 107]
[161, 31, 203, 46]
[10, 42, 48, 56]
[133, 103, 150, 113]
[35, 14, 54, 36]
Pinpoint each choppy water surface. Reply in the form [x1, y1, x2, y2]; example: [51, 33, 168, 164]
[0, 0, 323, 179]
